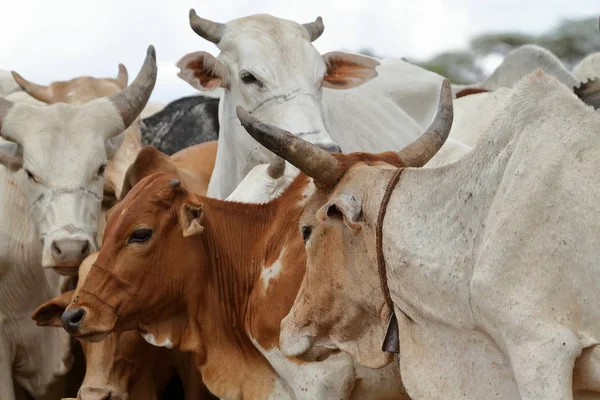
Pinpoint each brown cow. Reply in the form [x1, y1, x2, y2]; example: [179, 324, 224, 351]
[60, 159, 406, 397]
[32, 142, 218, 400]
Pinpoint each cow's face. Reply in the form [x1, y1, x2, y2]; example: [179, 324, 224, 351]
[32, 253, 166, 400]
[280, 166, 395, 369]
[236, 80, 453, 369]
[177, 12, 380, 161]
[1, 101, 124, 274]
[61, 173, 206, 344]
[0, 46, 157, 275]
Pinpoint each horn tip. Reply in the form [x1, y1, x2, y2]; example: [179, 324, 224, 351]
[169, 178, 181, 189]
[189, 8, 197, 18]
[146, 45, 156, 61]
[235, 105, 250, 121]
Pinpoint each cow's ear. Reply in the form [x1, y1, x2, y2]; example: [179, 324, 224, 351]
[322, 52, 379, 89]
[178, 197, 205, 237]
[31, 290, 74, 327]
[316, 193, 362, 231]
[177, 51, 229, 91]
[0, 141, 23, 171]
[120, 146, 177, 200]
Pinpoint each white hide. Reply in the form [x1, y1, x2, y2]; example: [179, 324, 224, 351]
[0, 169, 71, 399]
[453, 44, 578, 96]
[573, 51, 600, 83]
[2, 101, 124, 268]
[192, 14, 447, 199]
[365, 72, 600, 399]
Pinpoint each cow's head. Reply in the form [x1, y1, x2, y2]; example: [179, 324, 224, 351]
[236, 80, 453, 368]
[32, 252, 170, 400]
[60, 147, 207, 345]
[177, 11, 379, 156]
[0, 46, 157, 275]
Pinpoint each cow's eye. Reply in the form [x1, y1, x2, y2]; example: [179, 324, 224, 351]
[97, 164, 107, 177]
[240, 72, 260, 85]
[301, 226, 313, 243]
[128, 228, 153, 244]
[24, 169, 40, 183]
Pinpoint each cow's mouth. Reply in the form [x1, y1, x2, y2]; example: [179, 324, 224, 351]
[50, 265, 80, 276]
[73, 331, 110, 343]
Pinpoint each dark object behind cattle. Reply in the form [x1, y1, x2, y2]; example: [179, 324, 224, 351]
[141, 95, 219, 155]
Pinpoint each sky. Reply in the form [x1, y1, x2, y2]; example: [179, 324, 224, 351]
[0, 0, 596, 103]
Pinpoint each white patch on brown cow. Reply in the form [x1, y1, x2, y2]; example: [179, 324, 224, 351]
[141, 332, 173, 349]
[261, 257, 283, 290]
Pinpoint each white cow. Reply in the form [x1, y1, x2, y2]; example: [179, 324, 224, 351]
[453, 44, 578, 97]
[0, 46, 156, 400]
[246, 73, 600, 399]
[177, 11, 447, 199]
[573, 51, 600, 83]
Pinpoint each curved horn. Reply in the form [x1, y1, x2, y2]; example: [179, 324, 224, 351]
[11, 72, 53, 103]
[236, 106, 339, 185]
[108, 45, 157, 131]
[189, 9, 225, 44]
[302, 16, 324, 42]
[396, 79, 454, 167]
[116, 63, 129, 88]
[267, 157, 286, 179]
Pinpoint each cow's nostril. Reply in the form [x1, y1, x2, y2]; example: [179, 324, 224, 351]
[52, 241, 62, 256]
[61, 307, 86, 334]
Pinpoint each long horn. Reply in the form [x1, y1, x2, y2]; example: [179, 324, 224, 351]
[108, 45, 157, 131]
[116, 63, 129, 88]
[189, 9, 225, 44]
[236, 106, 340, 185]
[10, 72, 53, 103]
[396, 79, 454, 167]
[302, 17, 324, 42]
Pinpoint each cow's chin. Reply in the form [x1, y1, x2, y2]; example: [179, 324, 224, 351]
[337, 335, 394, 369]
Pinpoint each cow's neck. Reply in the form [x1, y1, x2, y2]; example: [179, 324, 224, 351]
[368, 116, 517, 331]
[183, 176, 308, 398]
[0, 167, 63, 317]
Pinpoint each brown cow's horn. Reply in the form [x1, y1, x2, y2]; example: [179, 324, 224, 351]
[302, 17, 324, 42]
[169, 178, 181, 189]
[189, 9, 225, 44]
[107, 45, 157, 134]
[396, 79, 454, 167]
[236, 106, 339, 185]
[11, 72, 53, 103]
[267, 157, 286, 179]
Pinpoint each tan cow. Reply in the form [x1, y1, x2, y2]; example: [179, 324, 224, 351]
[59, 161, 406, 397]
[242, 74, 600, 400]
[32, 141, 218, 400]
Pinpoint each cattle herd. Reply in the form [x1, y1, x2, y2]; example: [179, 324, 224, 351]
[2, 8, 600, 400]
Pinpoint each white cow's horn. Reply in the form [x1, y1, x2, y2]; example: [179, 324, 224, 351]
[189, 9, 225, 44]
[236, 106, 340, 186]
[396, 79, 454, 167]
[108, 45, 157, 131]
[302, 17, 324, 42]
